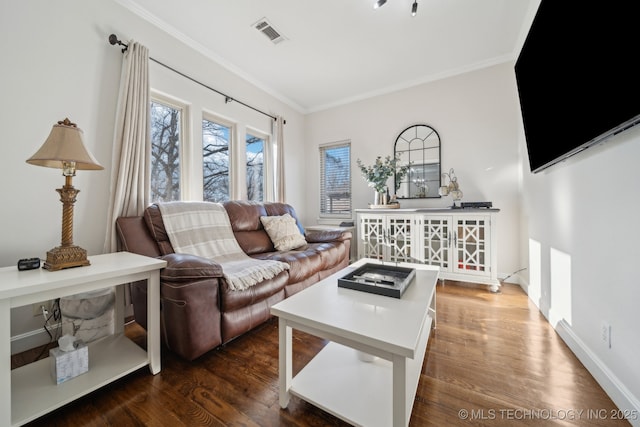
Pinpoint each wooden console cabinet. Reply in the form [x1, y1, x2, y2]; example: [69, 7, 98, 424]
[355, 208, 500, 291]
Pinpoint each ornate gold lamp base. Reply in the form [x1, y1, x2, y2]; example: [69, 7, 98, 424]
[44, 245, 90, 271]
[43, 175, 91, 272]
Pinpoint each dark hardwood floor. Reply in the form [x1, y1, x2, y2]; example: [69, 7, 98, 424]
[14, 281, 630, 426]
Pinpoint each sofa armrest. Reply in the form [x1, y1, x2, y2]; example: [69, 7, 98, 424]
[305, 229, 353, 243]
[160, 253, 224, 282]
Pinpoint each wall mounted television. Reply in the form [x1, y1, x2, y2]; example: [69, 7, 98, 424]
[515, 0, 640, 173]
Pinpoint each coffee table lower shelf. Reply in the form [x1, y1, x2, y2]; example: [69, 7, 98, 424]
[290, 318, 432, 427]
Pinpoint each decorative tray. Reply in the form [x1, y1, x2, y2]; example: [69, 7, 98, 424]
[338, 263, 416, 298]
[368, 202, 400, 209]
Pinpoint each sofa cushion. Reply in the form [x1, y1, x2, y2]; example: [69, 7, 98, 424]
[307, 242, 344, 269]
[223, 201, 274, 254]
[253, 248, 324, 284]
[115, 216, 161, 258]
[260, 213, 307, 251]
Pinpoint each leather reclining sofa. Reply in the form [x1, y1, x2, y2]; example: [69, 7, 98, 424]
[115, 200, 352, 360]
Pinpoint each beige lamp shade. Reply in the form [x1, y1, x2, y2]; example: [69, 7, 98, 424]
[26, 118, 104, 170]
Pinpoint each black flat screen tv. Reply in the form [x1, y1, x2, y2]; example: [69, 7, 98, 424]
[515, 1, 640, 173]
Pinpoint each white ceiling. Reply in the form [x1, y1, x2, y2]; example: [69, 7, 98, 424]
[116, 0, 537, 113]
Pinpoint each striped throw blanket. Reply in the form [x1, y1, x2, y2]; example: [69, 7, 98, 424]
[157, 201, 289, 291]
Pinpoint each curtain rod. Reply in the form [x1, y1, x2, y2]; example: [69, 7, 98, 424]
[108, 34, 281, 122]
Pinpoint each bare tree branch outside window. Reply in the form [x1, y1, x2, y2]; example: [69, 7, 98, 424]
[246, 134, 264, 202]
[203, 119, 230, 202]
[150, 101, 181, 202]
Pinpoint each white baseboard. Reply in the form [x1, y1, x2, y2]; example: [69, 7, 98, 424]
[10, 324, 61, 355]
[555, 320, 640, 427]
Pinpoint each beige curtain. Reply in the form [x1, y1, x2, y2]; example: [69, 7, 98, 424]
[102, 41, 150, 318]
[273, 115, 285, 202]
[103, 41, 151, 252]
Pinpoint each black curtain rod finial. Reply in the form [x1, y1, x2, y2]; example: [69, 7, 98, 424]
[108, 34, 128, 53]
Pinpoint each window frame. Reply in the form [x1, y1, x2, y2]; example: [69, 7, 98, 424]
[319, 140, 352, 219]
[202, 111, 236, 202]
[149, 91, 190, 203]
[245, 127, 270, 202]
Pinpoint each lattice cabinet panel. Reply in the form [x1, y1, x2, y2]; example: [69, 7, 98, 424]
[356, 209, 499, 291]
[387, 216, 414, 263]
[358, 214, 385, 260]
[357, 214, 414, 263]
[454, 217, 488, 274]
[418, 216, 451, 269]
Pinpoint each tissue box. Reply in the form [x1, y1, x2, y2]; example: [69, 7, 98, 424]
[49, 342, 89, 384]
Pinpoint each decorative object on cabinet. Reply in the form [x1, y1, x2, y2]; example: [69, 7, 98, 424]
[394, 124, 441, 199]
[439, 168, 463, 208]
[26, 118, 104, 271]
[356, 154, 410, 206]
[355, 208, 500, 292]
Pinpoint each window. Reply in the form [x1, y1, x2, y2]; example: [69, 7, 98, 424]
[202, 117, 231, 202]
[149, 86, 275, 203]
[320, 141, 351, 216]
[246, 132, 265, 202]
[150, 99, 183, 202]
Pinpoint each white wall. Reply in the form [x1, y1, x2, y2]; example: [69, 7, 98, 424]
[1, 0, 304, 350]
[304, 62, 523, 280]
[518, 113, 640, 417]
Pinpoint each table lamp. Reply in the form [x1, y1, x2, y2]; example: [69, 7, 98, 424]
[26, 118, 104, 271]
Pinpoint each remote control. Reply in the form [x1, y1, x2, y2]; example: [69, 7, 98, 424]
[18, 258, 41, 271]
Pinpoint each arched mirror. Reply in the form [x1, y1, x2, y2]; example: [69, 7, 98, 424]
[394, 124, 441, 198]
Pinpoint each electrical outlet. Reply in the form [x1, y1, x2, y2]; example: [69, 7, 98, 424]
[32, 301, 52, 317]
[601, 322, 611, 349]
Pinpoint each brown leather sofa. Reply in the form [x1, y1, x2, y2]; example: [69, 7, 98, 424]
[115, 200, 352, 360]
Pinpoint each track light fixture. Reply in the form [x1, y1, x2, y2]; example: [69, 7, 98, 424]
[373, 0, 387, 9]
[373, 0, 419, 16]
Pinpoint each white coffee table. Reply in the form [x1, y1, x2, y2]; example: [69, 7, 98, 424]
[270, 258, 438, 427]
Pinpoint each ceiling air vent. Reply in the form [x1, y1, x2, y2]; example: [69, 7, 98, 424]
[253, 18, 286, 44]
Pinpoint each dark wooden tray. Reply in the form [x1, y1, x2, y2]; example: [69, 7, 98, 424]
[338, 263, 416, 298]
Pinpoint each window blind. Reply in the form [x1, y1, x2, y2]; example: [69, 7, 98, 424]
[320, 142, 351, 216]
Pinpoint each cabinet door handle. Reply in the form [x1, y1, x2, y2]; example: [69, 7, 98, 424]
[453, 231, 458, 247]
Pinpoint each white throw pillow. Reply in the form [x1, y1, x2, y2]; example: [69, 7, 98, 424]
[260, 213, 307, 251]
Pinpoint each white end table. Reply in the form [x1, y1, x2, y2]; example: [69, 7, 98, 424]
[0, 252, 166, 426]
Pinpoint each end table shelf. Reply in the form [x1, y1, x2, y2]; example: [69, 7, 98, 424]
[0, 252, 166, 427]
[11, 334, 148, 425]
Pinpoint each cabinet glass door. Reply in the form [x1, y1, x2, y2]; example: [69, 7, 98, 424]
[387, 216, 414, 263]
[454, 217, 488, 275]
[359, 215, 385, 260]
[419, 216, 451, 270]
